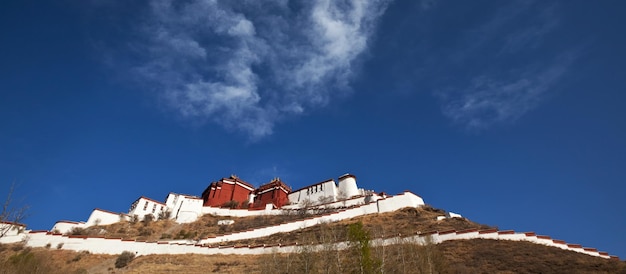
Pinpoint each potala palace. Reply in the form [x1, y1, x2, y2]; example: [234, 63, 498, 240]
[0, 173, 620, 260]
[52, 173, 424, 233]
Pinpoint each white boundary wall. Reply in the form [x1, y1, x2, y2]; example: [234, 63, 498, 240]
[0, 228, 618, 260]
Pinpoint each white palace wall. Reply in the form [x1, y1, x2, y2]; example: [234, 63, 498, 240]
[85, 209, 126, 227]
[172, 196, 204, 223]
[128, 197, 166, 221]
[288, 179, 339, 205]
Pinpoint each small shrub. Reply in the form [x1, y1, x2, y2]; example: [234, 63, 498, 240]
[175, 229, 197, 239]
[73, 268, 88, 274]
[45, 243, 51, 249]
[68, 253, 83, 263]
[142, 214, 154, 226]
[57, 243, 64, 249]
[11, 243, 25, 251]
[69, 227, 87, 236]
[222, 200, 239, 209]
[158, 210, 171, 220]
[115, 251, 136, 268]
[138, 227, 153, 236]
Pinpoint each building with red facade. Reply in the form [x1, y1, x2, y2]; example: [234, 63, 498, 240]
[201, 173, 365, 209]
[251, 178, 292, 209]
[201, 175, 255, 208]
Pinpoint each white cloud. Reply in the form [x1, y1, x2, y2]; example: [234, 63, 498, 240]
[131, 0, 391, 139]
[440, 54, 574, 130]
[436, 1, 578, 131]
[499, 5, 559, 54]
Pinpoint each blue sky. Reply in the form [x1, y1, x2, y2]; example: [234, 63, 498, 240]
[1, 0, 625, 258]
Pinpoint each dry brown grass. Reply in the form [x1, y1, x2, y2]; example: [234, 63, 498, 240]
[3, 239, 622, 274]
[0, 243, 115, 274]
[440, 239, 626, 274]
[254, 239, 626, 274]
[124, 254, 262, 273]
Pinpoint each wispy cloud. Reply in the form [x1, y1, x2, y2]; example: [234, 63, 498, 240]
[439, 53, 577, 130]
[130, 0, 391, 139]
[419, 0, 439, 11]
[435, 1, 577, 131]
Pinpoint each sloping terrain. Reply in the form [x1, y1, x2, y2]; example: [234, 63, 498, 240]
[2, 239, 624, 273]
[440, 239, 626, 273]
[2, 205, 624, 273]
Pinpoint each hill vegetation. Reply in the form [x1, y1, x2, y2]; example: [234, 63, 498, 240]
[2, 239, 625, 273]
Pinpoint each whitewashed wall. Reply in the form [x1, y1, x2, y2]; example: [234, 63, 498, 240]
[51, 221, 85, 234]
[174, 197, 204, 223]
[86, 209, 125, 226]
[201, 205, 278, 217]
[0, 222, 25, 237]
[128, 197, 166, 220]
[165, 193, 184, 217]
[282, 193, 381, 210]
[288, 180, 338, 205]
[338, 175, 359, 198]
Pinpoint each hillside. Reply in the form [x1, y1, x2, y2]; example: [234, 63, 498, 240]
[2, 205, 624, 273]
[2, 239, 625, 273]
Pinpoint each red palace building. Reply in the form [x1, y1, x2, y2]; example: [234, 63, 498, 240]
[250, 178, 292, 209]
[201, 175, 255, 207]
[201, 176, 292, 209]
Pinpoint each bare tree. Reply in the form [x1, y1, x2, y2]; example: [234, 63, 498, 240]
[1, 182, 28, 237]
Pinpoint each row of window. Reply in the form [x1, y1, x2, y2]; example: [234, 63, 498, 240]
[141, 201, 164, 213]
[305, 184, 324, 195]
